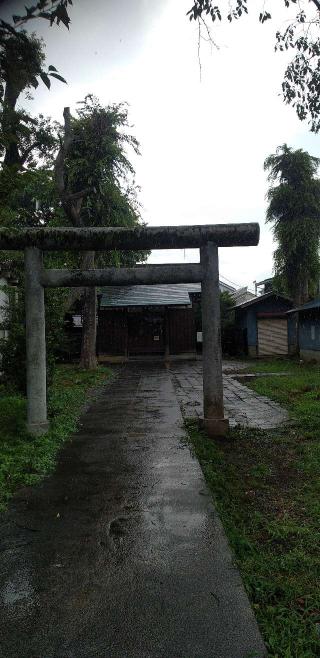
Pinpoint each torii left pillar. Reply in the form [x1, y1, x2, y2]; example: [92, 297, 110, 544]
[25, 247, 49, 435]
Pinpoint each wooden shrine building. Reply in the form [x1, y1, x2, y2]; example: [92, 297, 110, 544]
[95, 280, 235, 361]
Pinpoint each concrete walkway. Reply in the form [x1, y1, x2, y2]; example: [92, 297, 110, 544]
[170, 361, 288, 429]
[0, 363, 266, 658]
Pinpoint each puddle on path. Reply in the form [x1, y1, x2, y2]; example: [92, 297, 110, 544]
[1, 568, 35, 606]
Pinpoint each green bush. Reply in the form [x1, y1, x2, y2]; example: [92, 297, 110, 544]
[0, 283, 67, 393]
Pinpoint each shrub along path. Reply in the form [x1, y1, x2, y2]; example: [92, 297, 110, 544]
[0, 363, 266, 658]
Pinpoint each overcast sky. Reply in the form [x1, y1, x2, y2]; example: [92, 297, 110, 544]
[3, 0, 320, 290]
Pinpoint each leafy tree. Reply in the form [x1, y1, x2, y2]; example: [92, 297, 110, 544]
[1, 0, 73, 32]
[0, 1, 73, 218]
[0, 3, 147, 376]
[0, 1, 74, 388]
[0, 158, 70, 393]
[264, 144, 320, 306]
[0, 31, 65, 168]
[191, 289, 236, 354]
[0, 278, 67, 394]
[188, 0, 320, 132]
[220, 290, 234, 329]
[0, 140, 147, 387]
[0, 0, 70, 171]
[54, 95, 148, 369]
[219, 291, 236, 355]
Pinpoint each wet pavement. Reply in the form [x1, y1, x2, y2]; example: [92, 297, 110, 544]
[170, 360, 288, 429]
[0, 363, 266, 658]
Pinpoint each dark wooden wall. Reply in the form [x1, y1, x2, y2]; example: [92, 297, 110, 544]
[97, 307, 196, 356]
[168, 308, 196, 354]
[97, 311, 127, 355]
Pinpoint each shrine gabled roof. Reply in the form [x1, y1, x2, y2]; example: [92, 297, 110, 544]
[99, 281, 234, 308]
[99, 284, 195, 307]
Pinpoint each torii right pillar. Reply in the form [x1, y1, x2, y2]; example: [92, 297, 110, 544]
[200, 241, 229, 437]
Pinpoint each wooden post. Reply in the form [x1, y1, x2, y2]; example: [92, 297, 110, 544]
[25, 248, 49, 435]
[164, 310, 170, 361]
[125, 311, 129, 361]
[200, 242, 229, 437]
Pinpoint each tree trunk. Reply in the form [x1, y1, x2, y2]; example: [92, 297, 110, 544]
[79, 251, 97, 370]
[291, 275, 309, 356]
[290, 311, 299, 355]
[54, 108, 99, 370]
[293, 282, 302, 308]
[293, 275, 309, 308]
[2, 81, 21, 167]
[301, 276, 309, 306]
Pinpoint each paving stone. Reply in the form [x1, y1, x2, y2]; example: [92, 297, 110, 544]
[169, 361, 288, 429]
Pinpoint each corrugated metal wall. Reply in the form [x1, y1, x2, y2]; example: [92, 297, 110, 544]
[257, 318, 288, 356]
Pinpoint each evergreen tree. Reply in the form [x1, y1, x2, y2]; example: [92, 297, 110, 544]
[264, 144, 320, 306]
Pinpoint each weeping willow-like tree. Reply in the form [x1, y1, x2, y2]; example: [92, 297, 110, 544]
[54, 95, 147, 370]
[264, 144, 320, 306]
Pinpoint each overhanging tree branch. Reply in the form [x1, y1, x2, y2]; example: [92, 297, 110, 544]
[311, 0, 320, 13]
[20, 141, 42, 164]
[187, 0, 320, 131]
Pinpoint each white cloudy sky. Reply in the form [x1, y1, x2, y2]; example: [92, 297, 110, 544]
[3, 0, 320, 290]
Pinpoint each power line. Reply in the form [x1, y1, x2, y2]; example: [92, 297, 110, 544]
[219, 273, 244, 289]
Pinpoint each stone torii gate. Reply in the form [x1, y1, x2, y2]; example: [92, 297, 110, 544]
[0, 222, 259, 437]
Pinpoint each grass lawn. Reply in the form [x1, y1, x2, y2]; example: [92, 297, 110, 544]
[244, 357, 319, 375]
[187, 358, 320, 658]
[0, 364, 112, 511]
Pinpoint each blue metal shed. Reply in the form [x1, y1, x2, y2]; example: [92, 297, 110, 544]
[234, 292, 295, 357]
[288, 298, 320, 362]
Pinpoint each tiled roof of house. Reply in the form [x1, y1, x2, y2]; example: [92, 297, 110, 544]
[231, 287, 256, 306]
[232, 291, 292, 310]
[287, 298, 320, 313]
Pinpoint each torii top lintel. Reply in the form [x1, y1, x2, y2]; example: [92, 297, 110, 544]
[0, 223, 259, 251]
